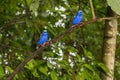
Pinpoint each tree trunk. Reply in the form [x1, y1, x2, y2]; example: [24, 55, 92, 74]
[102, 6, 117, 80]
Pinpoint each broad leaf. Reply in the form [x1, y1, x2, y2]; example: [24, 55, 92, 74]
[0, 66, 4, 79]
[38, 66, 48, 76]
[107, 0, 120, 15]
[30, 0, 39, 14]
[83, 64, 95, 73]
[97, 63, 112, 76]
[25, 59, 36, 70]
[50, 71, 58, 80]
[32, 69, 39, 78]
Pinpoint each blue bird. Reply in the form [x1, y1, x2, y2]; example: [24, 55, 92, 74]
[36, 30, 48, 49]
[72, 11, 83, 25]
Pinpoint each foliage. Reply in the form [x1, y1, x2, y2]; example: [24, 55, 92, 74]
[0, 0, 120, 80]
[0, 65, 5, 79]
[107, 0, 120, 15]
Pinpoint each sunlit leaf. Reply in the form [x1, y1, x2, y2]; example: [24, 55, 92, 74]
[94, 73, 101, 80]
[56, 60, 68, 69]
[0, 66, 4, 79]
[47, 25, 57, 37]
[76, 72, 83, 80]
[30, 0, 39, 14]
[25, 59, 36, 70]
[83, 64, 95, 73]
[83, 48, 94, 60]
[67, 68, 72, 76]
[97, 63, 112, 76]
[17, 72, 25, 80]
[38, 66, 48, 76]
[26, 0, 32, 6]
[107, 0, 120, 15]
[32, 69, 39, 78]
[50, 71, 58, 80]
[6, 66, 13, 73]
[67, 46, 78, 53]
[47, 62, 54, 69]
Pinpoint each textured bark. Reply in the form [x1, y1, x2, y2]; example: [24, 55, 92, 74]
[102, 6, 117, 80]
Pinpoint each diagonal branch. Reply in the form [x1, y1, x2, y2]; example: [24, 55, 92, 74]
[6, 16, 120, 80]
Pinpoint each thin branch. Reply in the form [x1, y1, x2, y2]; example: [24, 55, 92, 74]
[0, 13, 30, 31]
[89, 0, 96, 19]
[24, 0, 30, 15]
[78, 0, 82, 10]
[6, 16, 120, 80]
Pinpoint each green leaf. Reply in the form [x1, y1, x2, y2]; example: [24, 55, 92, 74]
[6, 66, 13, 73]
[84, 70, 91, 80]
[47, 62, 54, 69]
[0, 66, 4, 79]
[107, 0, 120, 15]
[76, 72, 83, 80]
[94, 73, 101, 80]
[83, 48, 94, 60]
[47, 24, 57, 37]
[50, 71, 58, 80]
[26, 0, 32, 6]
[83, 64, 95, 73]
[76, 54, 82, 63]
[38, 66, 48, 76]
[30, 0, 39, 14]
[25, 59, 36, 70]
[97, 63, 112, 76]
[67, 46, 77, 53]
[17, 72, 25, 80]
[32, 69, 40, 78]
[67, 68, 73, 76]
[56, 60, 68, 69]
[76, 70, 90, 80]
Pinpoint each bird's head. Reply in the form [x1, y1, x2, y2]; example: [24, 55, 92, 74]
[77, 11, 82, 16]
[42, 30, 48, 36]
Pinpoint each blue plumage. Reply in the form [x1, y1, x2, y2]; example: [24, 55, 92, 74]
[72, 11, 83, 25]
[37, 30, 48, 45]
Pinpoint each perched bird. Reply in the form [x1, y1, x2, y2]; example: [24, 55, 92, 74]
[72, 11, 83, 25]
[36, 30, 48, 49]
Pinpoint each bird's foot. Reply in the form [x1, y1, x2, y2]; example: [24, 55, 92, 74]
[41, 41, 50, 47]
[80, 22, 84, 25]
[41, 44, 45, 47]
[45, 41, 50, 45]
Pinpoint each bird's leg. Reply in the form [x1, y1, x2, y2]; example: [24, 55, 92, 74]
[41, 44, 45, 47]
[41, 41, 49, 47]
[45, 41, 50, 45]
[79, 21, 84, 25]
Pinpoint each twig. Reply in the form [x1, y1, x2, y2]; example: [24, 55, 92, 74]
[6, 16, 120, 80]
[24, 0, 30, 15]
[89, 0, 96, 19]
[78, 0, 82, 10]
[0, 13, 30, 31]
